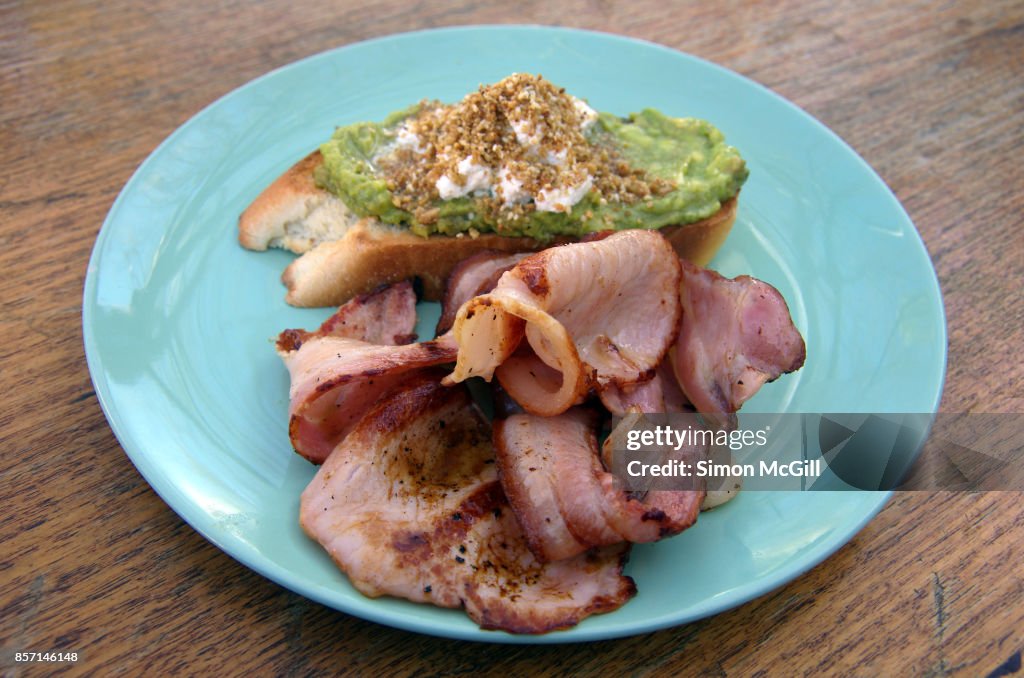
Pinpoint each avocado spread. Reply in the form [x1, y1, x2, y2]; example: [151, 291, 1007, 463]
[315, 74, 747, 240]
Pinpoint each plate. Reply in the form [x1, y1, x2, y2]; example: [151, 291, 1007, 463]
[82, 26, 946, 642]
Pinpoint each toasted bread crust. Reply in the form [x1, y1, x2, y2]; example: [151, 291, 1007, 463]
[242, 151, 738, 307]
[281, 220, 549, 307]
[659, 197, 737, 268]
[238, 151, 358, 253]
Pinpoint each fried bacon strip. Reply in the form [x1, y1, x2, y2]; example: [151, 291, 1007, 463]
[277, 279, 418, 353]
[444, 230, 682, 417]
[299, 375, 636, 633]
[494, 408, 704, 562]
[281, 336, 457, 463]
[277, 281, 457, 464]
[672, 259, 806, 425]
[598, 360, 693, 416]
[436, 250, 530, 335]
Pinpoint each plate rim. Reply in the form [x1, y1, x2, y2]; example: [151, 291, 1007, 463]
[81, 24, 947, 644]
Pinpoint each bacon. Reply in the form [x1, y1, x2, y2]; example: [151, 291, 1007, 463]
[672, 259, 806, 425]
[494, 408, 704, 562]
[299, 376, 636, 633]
[277, 280, 457, 464]
[445, 230, 682, 417]
[493, 411, 591, 562]
[598, 360, 692, 415]
[280, 335, 457, 464]
[273, 238, 808, 630]
[277, 280, 417, 353]
[436, 251, 530, 335]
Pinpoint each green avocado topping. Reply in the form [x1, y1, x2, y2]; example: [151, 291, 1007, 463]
[315, 76, 747, 240]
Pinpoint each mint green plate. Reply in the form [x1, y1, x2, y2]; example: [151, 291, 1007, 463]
[82, 26, 946, 642]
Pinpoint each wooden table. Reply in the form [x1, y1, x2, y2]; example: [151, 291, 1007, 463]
[2, 1, 1021, 675]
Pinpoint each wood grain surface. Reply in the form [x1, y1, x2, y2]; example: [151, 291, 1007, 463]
[2, 0, 1022, 675]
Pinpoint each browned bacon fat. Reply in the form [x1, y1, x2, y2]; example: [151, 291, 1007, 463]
[672, 259, 806, 424]
[299, 376, 636, 633]
[444, 231, 682, 417]
[494, 408, 704, 563]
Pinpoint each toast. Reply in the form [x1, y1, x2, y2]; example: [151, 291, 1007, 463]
[239, 151, 738, 307]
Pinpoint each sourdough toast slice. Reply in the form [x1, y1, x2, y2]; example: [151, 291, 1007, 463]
[239, 151, 737, 307]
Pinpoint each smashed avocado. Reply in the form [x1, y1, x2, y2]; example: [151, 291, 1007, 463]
[315, 105, 747, 240]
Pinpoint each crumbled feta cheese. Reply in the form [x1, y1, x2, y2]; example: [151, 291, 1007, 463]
[497, 166, 530, 205]
[535, 175, 594, 212]
[544, 148, 568, 166]
[435, 156, 494, 199]
[394, 123, 424, 153]
[435, 174, 460, 199]
[511, 118, 544, 150]
[458, 156, 493, 191]
[573, 97, 598, 131]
